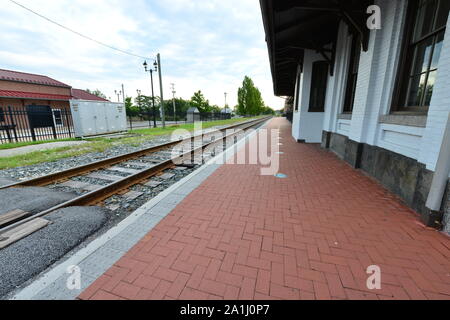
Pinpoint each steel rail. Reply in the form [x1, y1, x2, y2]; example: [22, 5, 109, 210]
[0, 117, 270, 235]
[0, 117, 269, 190]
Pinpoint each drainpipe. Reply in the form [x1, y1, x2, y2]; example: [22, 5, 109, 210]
[425, 112, 450, 226]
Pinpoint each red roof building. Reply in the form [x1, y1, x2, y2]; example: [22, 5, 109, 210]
[0, 69, 110, 131]
[0, 90, 72, 101]
[0, 69, 110, 109]
[71, 89, 109, 102]
[0, 69, 71, 88]
[0, 68, 73, 111]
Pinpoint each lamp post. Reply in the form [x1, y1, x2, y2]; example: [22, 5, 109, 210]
[156, 53, 166, 128]
[143, 60, 158, 128]
[171, 83, 177, 124]
[224, 92, 228, 113]
[114, 89, 122, 102]
[136, 89, 141, 112]
[137, 89, 151, 128]
[136, 89, 141, 104]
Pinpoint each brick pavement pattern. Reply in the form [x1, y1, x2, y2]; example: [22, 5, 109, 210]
[80, 118, 450, 300]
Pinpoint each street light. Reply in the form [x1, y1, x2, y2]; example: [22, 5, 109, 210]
[137, 89, 150, 128]
[224, 92, 228, 113]
[143, 60, 158, 128]
[136, 89, 141, 109]
[114, 89, 122, 102]
[171, 83, 176, 124]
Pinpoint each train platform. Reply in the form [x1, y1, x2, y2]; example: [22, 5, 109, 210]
[14, 117, 450, 300]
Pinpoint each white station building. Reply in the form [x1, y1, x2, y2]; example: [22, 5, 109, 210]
[260, 0, 450, 234]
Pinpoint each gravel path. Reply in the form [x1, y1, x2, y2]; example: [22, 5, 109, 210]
[0, 141, 88, 158]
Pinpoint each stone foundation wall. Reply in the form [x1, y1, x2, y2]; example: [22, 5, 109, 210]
[443, 181, 450, 235]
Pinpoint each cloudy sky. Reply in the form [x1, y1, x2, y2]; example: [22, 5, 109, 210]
[0, 0, 285, 109]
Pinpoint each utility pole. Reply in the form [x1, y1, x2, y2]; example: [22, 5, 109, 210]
[171, 83, 177, 124]
[143, 60, 158, 128]
[122, 84, 126, 105]
[157, 53, 166, 128]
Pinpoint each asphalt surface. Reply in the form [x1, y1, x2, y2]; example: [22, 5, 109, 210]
[0, 187, 76, 215]
[0, 206, 107, 298]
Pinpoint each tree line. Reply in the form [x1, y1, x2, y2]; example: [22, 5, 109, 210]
[236, 76, 274, 116]
[87, 76, 275, 117]
[125, 90, 224, 117]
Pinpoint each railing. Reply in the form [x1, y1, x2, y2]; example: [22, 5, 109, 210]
[0, 105, 73, 144]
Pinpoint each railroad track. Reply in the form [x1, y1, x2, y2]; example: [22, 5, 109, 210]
[0, 117, 270, 247]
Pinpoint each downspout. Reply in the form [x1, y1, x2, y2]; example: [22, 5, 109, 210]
[425, 112, 450, 227]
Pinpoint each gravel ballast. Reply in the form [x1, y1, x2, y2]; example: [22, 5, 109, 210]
[0, 126, 228, 181]
[0, 136, 172, 181]
[0, 187, 76, 215]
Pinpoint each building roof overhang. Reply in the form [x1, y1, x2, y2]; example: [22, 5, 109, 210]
[0, 90, 72, 101]
[260, 0, 372, 97]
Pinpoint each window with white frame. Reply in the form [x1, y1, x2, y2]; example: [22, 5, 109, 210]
[393, 0, 450, 112]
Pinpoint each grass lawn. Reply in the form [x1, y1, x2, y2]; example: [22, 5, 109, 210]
[0, 117, 256, 170]
[131, 117, 259, 136]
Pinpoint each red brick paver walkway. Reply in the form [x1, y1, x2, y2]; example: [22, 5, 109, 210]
[80, 118, 450, 300]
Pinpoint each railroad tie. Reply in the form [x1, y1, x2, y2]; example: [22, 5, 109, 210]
[86, 173, 125, 181]
[109, 166, 141, 174]
[60, 180, 101, 191]
[0, 218, 50, 249]
[0, 209, 30, 228]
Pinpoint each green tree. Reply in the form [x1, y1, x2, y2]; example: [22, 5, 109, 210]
[237, 76, 265, 115]
[261, 106, 275, 115]
[161, 98, 192, 120]
[190, 90, 211, 112]
[125, 97, 140, 116]
[86, 89, 107, 99]
[135, 95, 154, 112]
[210, 105, 222, 113]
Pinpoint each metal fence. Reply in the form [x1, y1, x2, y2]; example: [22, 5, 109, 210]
[0, 105, 74, 144]
[126, 110, 232, 130]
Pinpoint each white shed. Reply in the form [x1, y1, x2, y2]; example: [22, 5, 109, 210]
[186, 107, 200, 123]
[70, 100, 127, 138]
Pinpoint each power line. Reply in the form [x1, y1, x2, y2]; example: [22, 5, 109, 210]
[9, 0, 154, 60]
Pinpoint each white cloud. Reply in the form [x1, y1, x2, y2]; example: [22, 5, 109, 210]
[0, 0, 285, 109]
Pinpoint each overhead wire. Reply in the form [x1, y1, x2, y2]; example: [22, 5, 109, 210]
[9, 0, 155, 60]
